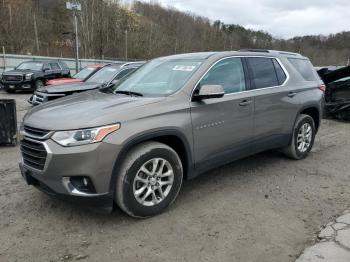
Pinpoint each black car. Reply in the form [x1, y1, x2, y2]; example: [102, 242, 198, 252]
[29, 62, 144, 105]
[318, 66, 350, 120]
[1, 60, 70, 93]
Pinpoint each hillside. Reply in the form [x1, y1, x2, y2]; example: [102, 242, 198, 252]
[0, 0, 349, 65]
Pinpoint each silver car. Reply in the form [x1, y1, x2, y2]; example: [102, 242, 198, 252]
[19, 50, 324, 217]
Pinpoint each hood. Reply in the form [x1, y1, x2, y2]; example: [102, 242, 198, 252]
[2, 69, 38, 75]
[38, 82, 101, 94]
[318, 66, 350, 84]
[47, 78, 82, 85]
[24, 90, 164, 130]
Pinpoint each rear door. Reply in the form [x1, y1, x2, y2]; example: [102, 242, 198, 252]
[190, 57, 254, 172]
[245, 57, 297, 150]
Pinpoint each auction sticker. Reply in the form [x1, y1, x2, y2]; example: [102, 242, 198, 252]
[173, 65, 196, 71]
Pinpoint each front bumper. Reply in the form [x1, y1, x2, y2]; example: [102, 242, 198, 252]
[19, 138, 121, 213]
[4, 81, 33, 91]
[20, 163, 113, 213]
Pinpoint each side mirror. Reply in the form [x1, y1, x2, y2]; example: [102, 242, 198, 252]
[193, 85, 225, 100]
[43, 67, 50, 72]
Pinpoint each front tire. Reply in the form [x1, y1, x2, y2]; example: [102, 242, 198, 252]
[4, 85, 16, 93]
[115, 141, 183, 218]
[283, 114, 316, 160]
[34, 79, 44, 89]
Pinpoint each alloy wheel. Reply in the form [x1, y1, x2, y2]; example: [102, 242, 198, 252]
[133, 158, 174, 207]
[297, 123, 313, 153]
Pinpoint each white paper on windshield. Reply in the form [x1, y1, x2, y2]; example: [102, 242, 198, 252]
[107, 68, 117, 72]
[172, 65, 196, 72]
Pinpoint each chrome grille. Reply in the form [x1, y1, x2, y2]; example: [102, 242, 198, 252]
[34, 94, 45, 103]
[20, 138, 47, 171]
[3, 74, 23, 82]
[24, 125, 51, 139]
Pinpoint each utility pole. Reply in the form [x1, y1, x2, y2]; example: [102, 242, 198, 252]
[33, 13, 40, 54]
[66, 1, 81, 73]
[74, 12, 79, 72]
[125, 29, 128, 61]
[2, 46, 6, 72]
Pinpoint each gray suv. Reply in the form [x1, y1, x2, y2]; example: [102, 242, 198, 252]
[19, 50, 324, 218]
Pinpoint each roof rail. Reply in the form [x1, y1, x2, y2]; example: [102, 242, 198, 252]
[238, 49, 270, 53]
[278, 51, 301, 57]
[120, 61, 146, 68]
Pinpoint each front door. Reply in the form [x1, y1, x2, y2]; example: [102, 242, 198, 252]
[190, 57, 254, 172]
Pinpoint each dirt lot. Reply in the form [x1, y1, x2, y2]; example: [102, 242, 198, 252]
[0, 90, 349, 262]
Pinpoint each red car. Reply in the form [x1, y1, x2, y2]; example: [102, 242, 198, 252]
[46, 64, 105, 85]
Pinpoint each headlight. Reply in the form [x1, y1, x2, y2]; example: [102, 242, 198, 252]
[52, 123, 120, 147]
[25, 73, 33, 80]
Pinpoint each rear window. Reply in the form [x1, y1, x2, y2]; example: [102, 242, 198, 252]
[247, 57, 279, 89]
[273, 59, 287, 85]
[288, 58, 318, 81]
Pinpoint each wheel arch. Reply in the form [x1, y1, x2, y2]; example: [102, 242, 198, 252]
[298, 105, 321, 133]
[35, 77, 46, 85]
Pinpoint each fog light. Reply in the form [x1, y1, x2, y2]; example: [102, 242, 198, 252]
[69, 176, 96, 194]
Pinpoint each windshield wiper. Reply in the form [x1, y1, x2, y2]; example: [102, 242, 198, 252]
[114, 90, 143, 97]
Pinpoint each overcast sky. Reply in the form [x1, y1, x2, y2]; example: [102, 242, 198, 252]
[143, 0, 350, 39]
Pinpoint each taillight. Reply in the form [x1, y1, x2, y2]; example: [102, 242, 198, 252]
[319, 84, 326, 92]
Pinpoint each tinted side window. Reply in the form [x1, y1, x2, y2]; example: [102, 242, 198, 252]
[273, 59, 287, 85]
[59, 61, 69, 69]
[200, 58, 246, 94]
[43, 64, 52, 70]
[114, 68, 136, 81]
[288, 58, 318, 81]
[50, 63, 60, 70]
[247, 57, 278, 89]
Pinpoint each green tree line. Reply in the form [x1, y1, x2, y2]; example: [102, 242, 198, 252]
[0, 0, 349, 66]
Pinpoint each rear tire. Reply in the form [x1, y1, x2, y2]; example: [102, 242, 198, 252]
[115, 141, 183, 218]
[283, 114, 316, 160]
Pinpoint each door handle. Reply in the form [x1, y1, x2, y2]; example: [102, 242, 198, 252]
[288, 92, 297, 98]
[239, 100, 252, 106]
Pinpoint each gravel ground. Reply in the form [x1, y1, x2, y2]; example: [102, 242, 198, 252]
[0, 90, 349, 262]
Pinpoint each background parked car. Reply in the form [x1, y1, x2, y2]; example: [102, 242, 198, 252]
[46, 64, 105, 86]
[318, 66, 350, 120]
[29, 62, 144, 105]
[1, 60, 70, 93]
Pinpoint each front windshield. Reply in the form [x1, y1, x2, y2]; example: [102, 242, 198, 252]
[73, 67, 96, 80]
[86, 66, 120, 84]
[111, 58, 204, 96]
[17, 62, 43, 71]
